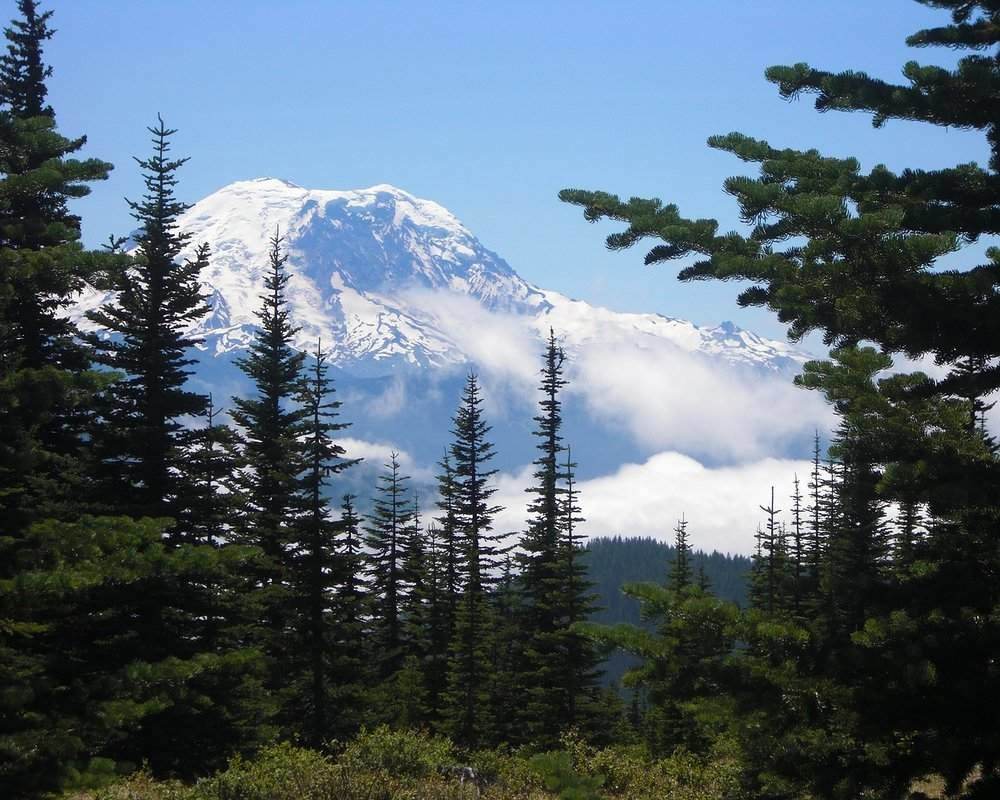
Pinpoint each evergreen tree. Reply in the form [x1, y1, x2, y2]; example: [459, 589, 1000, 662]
[667, 515, 692, 592]
[330, 494, 368, 736]
[559, 445, 604, 737]
[434, 451, 462, 649]
[229, 230, 306, 650]
[1, 516, 271, 794]
[488, 554, 523, 745]
[176, 394, 242, 545]
[518, 329, 570, 744]
[292, 340, 355, 745]
[0, 0, 113, 536]
[364, 452, 413, 681]
[336, 494, 366, 658]
[88, 118, 209, 523]
[422, 522, 450, 722]
[562, 5, 1000, 791]
[442, 373, 503, 747]
[0, 0, 51, 116]
[806, 431, 828, 580]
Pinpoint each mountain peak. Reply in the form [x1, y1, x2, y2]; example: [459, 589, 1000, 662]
[68, 182, 803, 376]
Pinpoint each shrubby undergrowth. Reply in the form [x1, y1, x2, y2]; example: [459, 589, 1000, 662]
[62, 727, 744, 800]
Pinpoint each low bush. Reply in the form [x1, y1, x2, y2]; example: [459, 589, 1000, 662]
[63, 727, 747, 800]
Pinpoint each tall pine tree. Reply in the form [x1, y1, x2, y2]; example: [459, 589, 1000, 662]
[0, 0, 112, 535]
[442, 373, 504, 747]
[88, 118, 210, 523]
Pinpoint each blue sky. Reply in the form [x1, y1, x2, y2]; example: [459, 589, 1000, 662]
[48, 0, 987, 344]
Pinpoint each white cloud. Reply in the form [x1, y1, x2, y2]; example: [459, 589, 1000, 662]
[332, 437, 434, 483]
[492, 451, 811, 556]
[568, 339, 831, 462]
[404, 289, 830, 463]
[400, 291, 541, 422]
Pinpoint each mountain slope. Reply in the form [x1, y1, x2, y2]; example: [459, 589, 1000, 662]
[69, 178, 806, 377]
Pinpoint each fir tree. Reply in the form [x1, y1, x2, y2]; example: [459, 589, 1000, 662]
[518, 329, 570, 744]
[176, 394, 242, 545]
[364, 452, 413, 681]
[561, 6, 1000, 788]
[293, 340, 355, 745]
[330, 494, 368, 737]
[434, 450, 462, 648]
[559, 445, 603, 736]
[88, 118, 209, 523]
[442, 373, 504, 747]
[668, 515, 692, 592]
[0, 0, 51, 116]
[0, 0, 112, 535]
[422, 522, 450, 722]
[229, 230, 306, 647]
[336, 494, 366, 658]
[789, 475, 806, 615]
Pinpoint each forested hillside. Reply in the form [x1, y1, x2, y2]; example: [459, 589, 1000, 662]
[585, 537, 750, 686]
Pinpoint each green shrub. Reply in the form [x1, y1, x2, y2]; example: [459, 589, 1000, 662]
[529, 751, 605, 800]
[189, 743, 341, 800]
[339, 725, 455, 778]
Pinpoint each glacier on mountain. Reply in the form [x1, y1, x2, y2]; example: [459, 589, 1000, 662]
[68, 177, 805, 378]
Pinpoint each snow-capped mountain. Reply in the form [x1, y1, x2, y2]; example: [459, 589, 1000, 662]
[69, 178, 805, 377]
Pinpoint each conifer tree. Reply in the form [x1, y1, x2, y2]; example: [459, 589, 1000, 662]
[400, 494, 438, 727]
[561, 7, 1000, 788]
[0, 0, 112, 535]
[229, 230, 306, 646]
[789, 475, 805, 615]
[1, 515, 271, 793]
[330, 494, 368, 736]
[88, 119, 209, 523]
[668, 515, 692, 592]
[292, 340, 355, 745]
[559, 445, 603, 735]
[337, 494, 367, 657]
[489, 554, 523, 745]
[364, 452, 413, 681]
[442, 373, 504, 747]
[0, 0, 51, 116]
[422, 522, 450, 721]
[177, 394, 242, 545]
[806, 432, 827, 579]
[434, 451, 462, 647]
[518, 329, 570, 743]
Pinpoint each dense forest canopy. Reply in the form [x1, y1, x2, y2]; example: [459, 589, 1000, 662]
[1, 1, 998, 799]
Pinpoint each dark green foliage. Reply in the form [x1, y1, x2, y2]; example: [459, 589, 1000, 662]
[563, 3, 1000, 795]
[88, 119, 209, 522]
[442, 373, 504, 747]
[585, 537, 750, 689]
[558, 447, 606, 740]
[577, 577, 739, 758]
[0, 516, 270, 795]
[364, 452, 413, 683]
[433, 451, 462, 652]
[0, 0, 50, 116]
[667, 517, 691, 592]
[0, 0, 113, 537]
[518, 329, 572, 745]
[229, 231, 306, 648]
[177, 395, 242, 545]
[326, 494, 369, 739]
[290, 341, 356, 745]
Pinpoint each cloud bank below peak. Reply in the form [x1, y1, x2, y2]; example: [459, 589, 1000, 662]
[407, 289, 832, 464]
